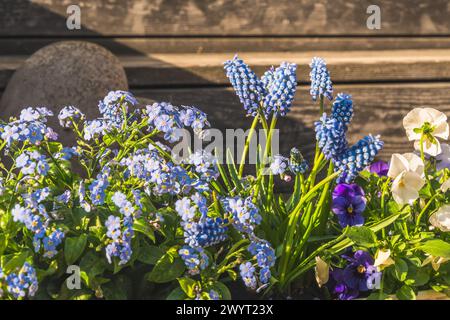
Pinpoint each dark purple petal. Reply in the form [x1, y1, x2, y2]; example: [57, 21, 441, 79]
[369, 161, 389, 176]
[331, 197, 350, 215]
[338, 213, 364, 227]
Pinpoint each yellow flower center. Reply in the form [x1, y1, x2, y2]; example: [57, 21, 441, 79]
[357, 265, 366, 273]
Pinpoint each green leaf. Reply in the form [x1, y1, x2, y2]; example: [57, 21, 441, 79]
[1, 251, 30, 273]
[396, 285, 416, 300]
[394, 258, 408, 282]
[133, 219, 155, 242]
[212, 281, 232, 300]
[137, 242, 164, 265]
[178, 277, 198, 298]
[346, 226, 377, 247]
[146, 253, 185, 283]
[102, 275, 131, 300]
[0, 233, 7, 256]
[418, 239, 450, 259]
[79, 251, 106, 278]
[64, 234, 88, 265]
[166, 287, 187, 300]
[405, 268, 430, 287]
[226, 149, 243, 192]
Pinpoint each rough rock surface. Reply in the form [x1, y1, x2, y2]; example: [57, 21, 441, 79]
[0, 41, 128, 146]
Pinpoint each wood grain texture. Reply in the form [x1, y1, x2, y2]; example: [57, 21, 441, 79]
[2, 37, 450, 55]
[2, 0, 450, 36]
[133, 83, 450, 161]
[2, 49, 450, 89]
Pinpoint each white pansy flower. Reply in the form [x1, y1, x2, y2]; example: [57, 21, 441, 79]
[388, 153, 425, 205]
[436, 143, 450, 171]
[429, 204, 450, 232]
[391, 171, 425, 205]
[374, 249, 395, 271]
[387, 153, 424, 178]
[403, 108, 449, 157]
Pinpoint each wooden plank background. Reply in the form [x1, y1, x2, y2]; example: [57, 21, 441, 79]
[1, 0, 450, 161]
[2, 0, 450, 36]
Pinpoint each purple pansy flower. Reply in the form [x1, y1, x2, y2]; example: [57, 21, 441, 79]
[342, 250, 381, 292]
[330, 269, 359, 300]
[332, 183, 366, 227]
[330, 250, 381, 300]
[369, 160, 389, 176]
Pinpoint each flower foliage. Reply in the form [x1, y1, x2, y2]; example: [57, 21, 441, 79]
[0, 55, 449, 302]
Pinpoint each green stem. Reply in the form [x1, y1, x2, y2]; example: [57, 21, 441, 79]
[414, 193, 438, 232]
[238, 115, 259, 178]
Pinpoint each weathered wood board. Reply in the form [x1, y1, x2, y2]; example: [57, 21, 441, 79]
[3, 37, 450, 55]
[134, 83, 450, 161]
[2, 49, 450, 89]
[2, 0, 450, 36]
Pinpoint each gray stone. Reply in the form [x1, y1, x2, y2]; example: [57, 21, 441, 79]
[0, 41, 128, 146]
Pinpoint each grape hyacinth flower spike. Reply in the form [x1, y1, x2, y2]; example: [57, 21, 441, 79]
[310, 57, 333, 101]
[224, 55, 266, 117]
[262, 62, 297, 117]
[332, 93, 353, 129]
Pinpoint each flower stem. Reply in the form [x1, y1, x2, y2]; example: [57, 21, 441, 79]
[238, 114, 259, 178]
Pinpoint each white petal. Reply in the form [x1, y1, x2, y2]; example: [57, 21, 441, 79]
[402, 153, 424, 176]
[429, 205, 450, 232]
[423, 108, 449, 139]
[314, 256, 329, 287]
[374, 249, 392, 267]
[387, 153, 409, 179]
[414, 138, 442, 157]
[391, 171, 424, 205]
[403, 108, 425, 141]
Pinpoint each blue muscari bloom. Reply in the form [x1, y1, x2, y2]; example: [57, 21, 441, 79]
[289, 147, 308, 175]
[224, 55, 266, 117]
[310, 57, 333, 101]
[179, 246, 209, 275]
[5, 262, 38, 299]
[332, 93, 353, 128]
[315, 114, 348, 160]
[262, 62, 297, 117]
[189, 217, 228, 247]
[334, 135, 384, 183]
[221, 196, 262, 234]
[176, 194, 228, 248]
